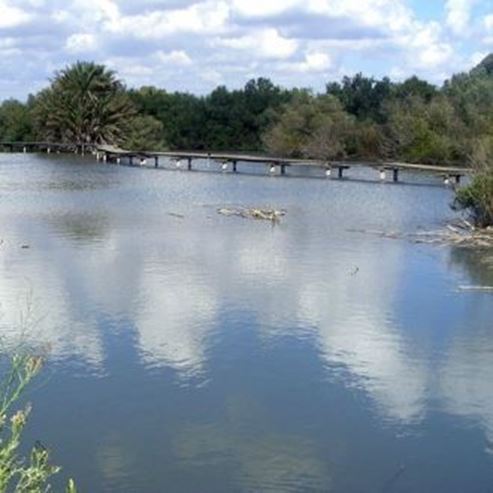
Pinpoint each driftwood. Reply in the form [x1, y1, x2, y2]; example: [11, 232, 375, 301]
[349, 219, 493, 248]
[217, 207, 286, 222]
[458, 285, 493, 291]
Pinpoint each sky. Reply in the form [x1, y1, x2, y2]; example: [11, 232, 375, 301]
[0, 0, 492, 100]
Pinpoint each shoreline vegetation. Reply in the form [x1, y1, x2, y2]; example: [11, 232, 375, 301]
[0, 352, 76, 492]
[0, 57, 492, 226]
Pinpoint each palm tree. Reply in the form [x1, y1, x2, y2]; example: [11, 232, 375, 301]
[34, 61, 136, 146]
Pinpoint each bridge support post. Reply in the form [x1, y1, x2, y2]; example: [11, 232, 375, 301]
[337, 166, 344, 179]
[232, 160, 237, 172]
[392, 168, 399, 182]
[187, 157, 192, 171]
[280, 164, 286, 175]
[129, 155, 133, 166]
[455, 175, 461, 185]
[154, 156, 159, 168]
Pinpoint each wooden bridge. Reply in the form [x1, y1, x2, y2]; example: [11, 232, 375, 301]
[95, 145, 470, 184]
[0, 141, 471, 184]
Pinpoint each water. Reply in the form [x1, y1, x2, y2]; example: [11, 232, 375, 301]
[0, 153, 492, 492]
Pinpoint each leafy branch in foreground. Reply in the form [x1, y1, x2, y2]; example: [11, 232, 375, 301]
[0, 353, 76, 492]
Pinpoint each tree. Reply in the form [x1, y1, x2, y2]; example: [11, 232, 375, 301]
[0, 100, 34, 142]
[124, 115, 166, 151]
[34, 61, 135, 145]
[326, 74, 392, 123]
[392, 76, 437, 102]
[128, 87, 206, 150]
[384, 95, 465, 164]
[263, 92, 354, 160]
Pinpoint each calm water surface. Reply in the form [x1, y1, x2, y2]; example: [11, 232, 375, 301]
[0, 154, 492, 492]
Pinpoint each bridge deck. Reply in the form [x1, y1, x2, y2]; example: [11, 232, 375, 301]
[96, 145, 470, 176]
[0, 141, 471, 179]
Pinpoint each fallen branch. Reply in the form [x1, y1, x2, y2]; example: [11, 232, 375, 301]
[458, 285, 493, 291]
[217, 207, 286, 222]
[349, 224, 493, 248]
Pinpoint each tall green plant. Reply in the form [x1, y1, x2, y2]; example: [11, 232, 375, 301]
[34, 61, 135, 145]
[0, 353, 76, 492]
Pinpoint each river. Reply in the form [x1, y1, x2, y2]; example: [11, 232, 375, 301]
[0, 153, 492, 492]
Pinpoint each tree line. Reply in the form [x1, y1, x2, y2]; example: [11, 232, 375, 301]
[0, 57, 492, 225]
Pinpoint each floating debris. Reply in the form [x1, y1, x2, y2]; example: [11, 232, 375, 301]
[21, 244, 30, 249]
[349, 220, 493, 248]
[458, 285, 493, 292]
[168, 212, 185, 219]
[217, 207, 286, 222]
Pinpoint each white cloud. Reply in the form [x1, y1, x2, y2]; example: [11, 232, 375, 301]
[0, 0, 486, 99]
[156, 50, 192, 66]
[0, 1, 31, 28]
[65, 33, 97, 53]
[282, 51, 332, 73]
[485, 13, 493, 30]
[231, 0, 299, 17]
[446, 0, 477, 34]
[103, 0, 231, 38]
[217, 28, 298, 59]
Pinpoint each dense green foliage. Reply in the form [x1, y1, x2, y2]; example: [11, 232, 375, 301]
[0, 56, 491, 161]
[454, 136, 493, 227]
[1, 57, 493, 224]
[128, 77, 290, 150]
[33, 62, 137, 146]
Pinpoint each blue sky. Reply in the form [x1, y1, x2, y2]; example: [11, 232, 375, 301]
[0, 0, 492, 101]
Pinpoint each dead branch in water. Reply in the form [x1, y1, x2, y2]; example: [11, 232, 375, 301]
[348, 219, 493, 248]
[217, 207, 286, 222]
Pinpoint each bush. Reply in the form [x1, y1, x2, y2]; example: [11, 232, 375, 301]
[455, 172, 493, 227]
